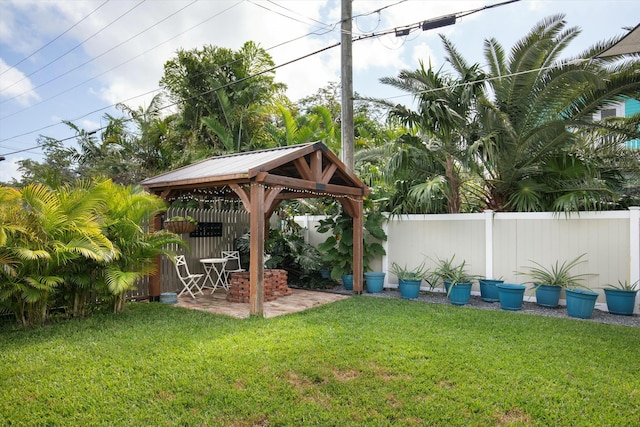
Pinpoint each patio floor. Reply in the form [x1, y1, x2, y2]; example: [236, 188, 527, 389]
[173, 288, 350, 319]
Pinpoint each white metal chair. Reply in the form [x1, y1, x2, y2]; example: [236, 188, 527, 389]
[222, 251, 244, 289]
[174, 255, 204, 298]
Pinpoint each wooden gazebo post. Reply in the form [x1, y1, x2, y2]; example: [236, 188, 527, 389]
[339, 196, 364, 293]
[249, 182, 265, 316]
[352, 197, 364, 293]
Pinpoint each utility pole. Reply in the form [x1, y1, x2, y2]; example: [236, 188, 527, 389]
[341, 0, 354, 172]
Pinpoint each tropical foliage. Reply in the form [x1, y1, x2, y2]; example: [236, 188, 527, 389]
[0, 180, 184, 325]
[379, 15, 640, 213]
[316, 198, 387, 280]
[160, 41, 286, 155]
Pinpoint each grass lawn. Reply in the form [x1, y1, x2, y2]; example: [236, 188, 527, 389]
[1, 297, 639, 427]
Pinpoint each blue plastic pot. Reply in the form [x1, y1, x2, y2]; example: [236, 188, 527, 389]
[342, 274, 354, 291]
[399, 279, 421, 299]
[159, 292, 177, 305]
[364, 272, 385, 293]
[319, 269, 331, 280]
[604, 289, 638, 316]
[566, 288, 599, 319]
[479, 279, 503, 302]
[497, 283, 526, 311]
[535, 284, 562, 308]
[448, 282, 473, 306]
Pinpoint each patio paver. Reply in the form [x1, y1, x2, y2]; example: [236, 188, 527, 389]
[174, 288, 350, 318]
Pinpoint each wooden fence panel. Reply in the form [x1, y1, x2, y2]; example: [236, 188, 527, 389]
[135, 208, 250, 296]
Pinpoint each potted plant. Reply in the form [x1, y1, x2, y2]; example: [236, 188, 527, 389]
[565, 285, 599, 319]
[518, 254, 589, 308]
[164, 215, 198, 234]
[603, 280, 639, 316]
[496, 283, 527, 311]
[389, 262, 431, 299]
[317, 201, 387, 291]
[364, 271, 386, 293]
[431, 255, 476, 306]
[479, 278, 504, 302]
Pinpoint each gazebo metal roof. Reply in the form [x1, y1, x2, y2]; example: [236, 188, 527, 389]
[142, 142, 369, 199]
[142, 142, 368, 317]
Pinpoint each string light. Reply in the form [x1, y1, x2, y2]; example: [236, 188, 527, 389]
[165, 182, 365, 204]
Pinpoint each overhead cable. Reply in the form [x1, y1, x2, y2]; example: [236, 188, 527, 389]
[0, 0, 110, 76]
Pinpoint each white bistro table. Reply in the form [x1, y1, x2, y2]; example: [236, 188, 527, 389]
[199, 258, 228, 293]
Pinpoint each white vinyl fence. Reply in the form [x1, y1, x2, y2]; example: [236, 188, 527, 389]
[295, 208, 640, 312]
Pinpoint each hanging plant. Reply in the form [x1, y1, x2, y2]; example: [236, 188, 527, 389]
[164, 216, 197, 234]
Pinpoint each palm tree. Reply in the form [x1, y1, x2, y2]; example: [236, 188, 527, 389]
[378, 61, 485, 213]
[94, 180, 185, 313]
[456, 15, 640, 211]
[0, 182, 116, 325]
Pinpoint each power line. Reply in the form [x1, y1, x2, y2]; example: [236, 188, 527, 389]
[356, 0, 521, 42]
[0, 0, 201, 106]
[0, 0, 111, 76]
[0, 0, 244, 123]
[0, 0, 147, 99]
[0, 41, 342, 156]
[1, 47, 583, 158]
[251, 0, 333, 31]
[0, 0, 522, 155]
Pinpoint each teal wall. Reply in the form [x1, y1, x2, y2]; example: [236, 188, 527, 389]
[625, 98, 640, 117]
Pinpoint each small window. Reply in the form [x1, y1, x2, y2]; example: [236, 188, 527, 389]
[600, 109, 617, 118]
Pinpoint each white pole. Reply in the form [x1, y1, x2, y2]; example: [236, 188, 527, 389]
[629, 207, 640, 314]
[485, 210, 494, 279]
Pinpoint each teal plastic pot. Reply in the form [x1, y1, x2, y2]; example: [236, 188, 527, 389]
[497, 283, 526, 311]
[399, 279, 421, 299]
[479, 279, 503, 302]
[566, 288, 599, 319]
[159, 292, 177, 305]
[604, 289, 638, 316]
[535, 284, 562, 308]
[364, 272, 385, 293]
[342, 274, 354, 291]
[448, 282, 472, 306]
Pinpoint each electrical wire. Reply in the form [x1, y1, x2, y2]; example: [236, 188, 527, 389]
[0, 0, 240, 122]
[0, 0, 111, 76]
[0, 0, 147, 98]
[1, 51, 592, 157]
[0, 41, 342, 155]
[1, 0, 201, 106]
[0, 0, 522, 155]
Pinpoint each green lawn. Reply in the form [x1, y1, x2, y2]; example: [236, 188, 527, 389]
[1, 298, 638, 427]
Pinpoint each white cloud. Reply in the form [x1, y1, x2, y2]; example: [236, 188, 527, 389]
[411, 42, 439, 69]
[0, 58, 41, 106]
[0, 156, 24, 183]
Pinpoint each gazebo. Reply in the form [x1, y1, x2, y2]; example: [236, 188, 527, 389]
[141, 142, 370, 316]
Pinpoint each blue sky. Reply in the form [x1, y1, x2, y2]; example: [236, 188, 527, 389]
[0, 0, 637, 183]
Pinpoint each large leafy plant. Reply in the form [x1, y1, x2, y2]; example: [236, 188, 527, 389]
[316, 199, 387, 281]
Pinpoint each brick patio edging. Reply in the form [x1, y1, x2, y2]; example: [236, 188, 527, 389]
[226, 269, 292, 303]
